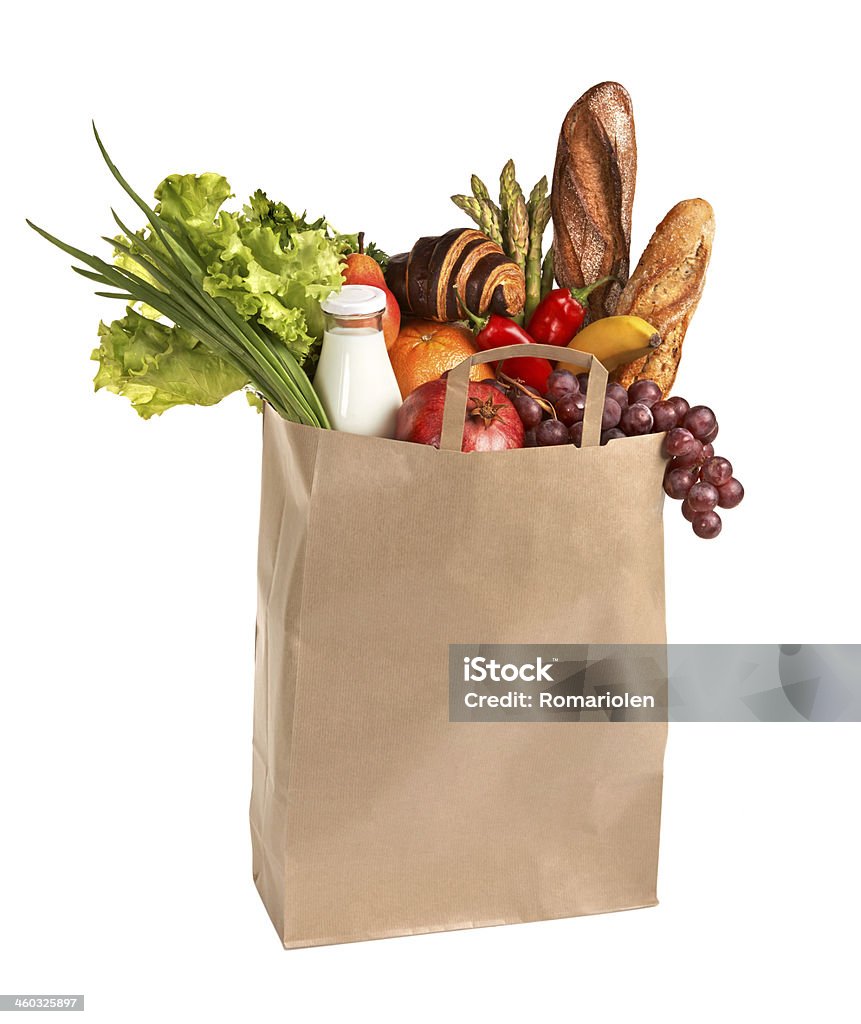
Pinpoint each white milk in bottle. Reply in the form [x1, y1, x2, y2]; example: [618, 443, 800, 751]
[314, 285, 402, 437]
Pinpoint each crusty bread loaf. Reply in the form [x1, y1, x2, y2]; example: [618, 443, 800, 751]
[551, 82, 636, 321]
[611, 199, 715, 395]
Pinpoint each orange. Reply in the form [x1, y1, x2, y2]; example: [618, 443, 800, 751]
[388, 318, 493, 399]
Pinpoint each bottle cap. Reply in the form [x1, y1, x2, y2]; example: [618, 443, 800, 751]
[321, 284, 387, 317]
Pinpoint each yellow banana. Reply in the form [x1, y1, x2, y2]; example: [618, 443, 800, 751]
[556, 315, 661, 373]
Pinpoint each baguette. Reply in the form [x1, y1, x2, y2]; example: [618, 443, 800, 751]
[551, 82, 636, 320]
[611, 199, 714, 396]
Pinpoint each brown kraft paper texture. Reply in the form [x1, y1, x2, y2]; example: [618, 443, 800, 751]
[251, 346, 668, 948]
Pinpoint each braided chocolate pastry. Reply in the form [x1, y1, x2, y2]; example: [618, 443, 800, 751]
[385, 228, 525, 322]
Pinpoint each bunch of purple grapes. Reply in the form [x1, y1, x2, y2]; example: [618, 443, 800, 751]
[661, 409, 744, 540]
[502, 368, 744, 540]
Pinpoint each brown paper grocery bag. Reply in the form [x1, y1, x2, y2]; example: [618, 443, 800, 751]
[250, 345, 667, 948]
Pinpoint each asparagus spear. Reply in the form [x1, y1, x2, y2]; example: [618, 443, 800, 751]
[452, 189, 504, 247]
[479, 203, 504, 247]
[540, 248, 555, 300]
[487, 204, 503, 247]
[499, 159, 520, 205]
[525, 177, 551, 320]
[527, 176, 548, 216]
[470, 174, 492, 204]
[451, 194, 482, 226]
[471, 174, 504, 245]
[500, 161, 528, 263]
[507, 195, 529, 271]
[498, 159, 519, 247]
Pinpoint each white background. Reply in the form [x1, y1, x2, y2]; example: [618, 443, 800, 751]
[2, 2, 859, 1021]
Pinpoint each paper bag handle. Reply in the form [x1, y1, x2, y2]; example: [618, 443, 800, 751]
[439, 344, 609, 452]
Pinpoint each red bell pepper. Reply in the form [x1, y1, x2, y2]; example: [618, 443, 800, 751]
[526, 277, 613, 347]
[457, 291, 535, 351]
[457, 292, 554, 395]
[496, 354, 554, 394]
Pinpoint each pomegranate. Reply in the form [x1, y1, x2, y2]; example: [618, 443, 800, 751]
[395, 379, 524, 452]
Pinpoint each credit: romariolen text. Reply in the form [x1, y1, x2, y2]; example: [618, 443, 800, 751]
[463, 691, 656, 709]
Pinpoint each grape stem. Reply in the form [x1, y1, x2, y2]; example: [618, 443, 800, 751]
[498, 371, 557, 419]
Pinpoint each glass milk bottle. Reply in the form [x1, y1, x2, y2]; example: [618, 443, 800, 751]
[314, 285, 402, 437]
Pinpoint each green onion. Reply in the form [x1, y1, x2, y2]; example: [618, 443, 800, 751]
[27, 125, 330, 428]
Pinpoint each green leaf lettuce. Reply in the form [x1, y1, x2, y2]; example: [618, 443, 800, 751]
[93, 309, 249, 418]
[113, 173, 347, 369]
